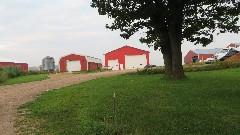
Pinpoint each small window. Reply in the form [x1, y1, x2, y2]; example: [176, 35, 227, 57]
[140, 64, 142, 65]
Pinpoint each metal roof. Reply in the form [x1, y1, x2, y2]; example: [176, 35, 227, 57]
[232, 43, 240, 46]
[59, 54, 102, 64]
[104, 45, 150, 55]
[192, 48, 223, 54]
[0, 57, 26, 63]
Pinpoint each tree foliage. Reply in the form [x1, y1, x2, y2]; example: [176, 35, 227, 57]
[92, 0, 239, 47]
[91, 0, 240, 79]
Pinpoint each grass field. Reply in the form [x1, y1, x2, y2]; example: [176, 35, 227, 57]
[0, 74, 48, 86]
[19, 68, 240, 134]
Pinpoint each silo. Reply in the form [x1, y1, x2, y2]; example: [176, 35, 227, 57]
[42, 56, 55, 72]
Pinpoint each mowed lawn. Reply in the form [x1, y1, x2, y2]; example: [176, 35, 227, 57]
[0, 74, 48, 86]
[20, 68, 240, 134]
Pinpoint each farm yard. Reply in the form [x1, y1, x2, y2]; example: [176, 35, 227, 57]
[14, 68, 240, 135]
[1, 1, 240, 135]
[0, 70, 133, 135]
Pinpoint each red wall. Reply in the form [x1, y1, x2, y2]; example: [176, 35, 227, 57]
[15, 63, 28, 71]
[198, 54, 214, 62]
[227, 43, 240, 48]
[0, 62, 15, 67]
[98, 63, 102, 69]
[88, 62, 99, 70]
[105, 46, 150, 70]
[184, 50, 215, 64]
[184, 50, 197, 64]
[59, 54, 87, 72]
[0, 62, 28, 71]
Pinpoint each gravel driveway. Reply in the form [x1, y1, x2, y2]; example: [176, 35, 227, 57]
[0, 70, 134, 135]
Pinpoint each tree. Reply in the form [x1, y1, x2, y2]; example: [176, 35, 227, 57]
[91, 0, 240, 79]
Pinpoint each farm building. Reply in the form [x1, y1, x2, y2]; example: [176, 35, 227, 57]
[0, 57, 28, 71]
[184, 48, 222, 64]
[42, 56, 55, 72]
[226, 43, 240, 49]
[104, 45, 150, 70]
[59, 54, 102, 72]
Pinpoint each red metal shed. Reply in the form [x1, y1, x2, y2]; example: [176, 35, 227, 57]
[104, 45, 150, 70]
[0, 57, 28, 71]
[226, 43, 240, 49]
[184, 48, 222, 64]
[59, 54, 102, 72]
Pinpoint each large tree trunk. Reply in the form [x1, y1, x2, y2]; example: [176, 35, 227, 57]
[162, 51, 172, 78]
[168, 31, 185, 79]
[160, 33, 172, 78]
[168, 1, 186, 79]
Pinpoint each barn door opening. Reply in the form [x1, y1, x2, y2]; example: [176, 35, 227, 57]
[66, 60, 81, 72]
[125, 54, 147, 69]
[108, 59, 119, 70]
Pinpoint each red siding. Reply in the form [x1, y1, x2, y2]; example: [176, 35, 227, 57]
[0, 62, 15, 67]
[198, 54, 214, 62]
[105, 46, 150, 70]
[88, 62, 99, 70]
[98, 63, 102, 69]
[184, 50, 197, 64]
[59, 54, 87, 72]
[0, 62, 28, 71]
[184, 50, 215, 64]
[227, 43, 240, 48]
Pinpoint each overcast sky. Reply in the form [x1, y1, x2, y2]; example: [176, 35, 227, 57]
[0, 0, 239, 66]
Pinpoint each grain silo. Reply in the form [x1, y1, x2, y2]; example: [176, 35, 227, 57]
[42, 56, 55, 72]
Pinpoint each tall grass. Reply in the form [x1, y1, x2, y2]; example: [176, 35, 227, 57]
[0, 66, 47, 83]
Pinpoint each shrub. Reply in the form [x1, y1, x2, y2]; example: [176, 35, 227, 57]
[0, 72, 9, 83]
[0, 66, 23, 78]
[134, 67, 165, 75]
[0, 66, 48, 83]
[134, 60, 240, 75]
[21, 70, 48, 76]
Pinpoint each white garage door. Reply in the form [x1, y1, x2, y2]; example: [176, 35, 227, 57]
[125, 54, 147, 69]
[108, 59, 119, 70]
[67, 60, 81, 72]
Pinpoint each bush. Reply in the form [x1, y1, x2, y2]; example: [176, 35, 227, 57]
[0, 66, 23, 78]
[135, 67, 165, 75]
[0, 66, 48, 83]
[134, 61, 240, 75]
[21, 70, 48, 76]
[0, 72, 8, 83]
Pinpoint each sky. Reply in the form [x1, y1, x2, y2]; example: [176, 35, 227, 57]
[0, 0, 239, 67]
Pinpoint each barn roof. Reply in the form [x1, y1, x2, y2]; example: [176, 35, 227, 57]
[226, 43, 240, 48]
[192, 48, 222, 54]
[0, 57, 26, 63]
[234, 43, 240, 46]
[59, 53, 102, 63]
[104, 45, 150, 55]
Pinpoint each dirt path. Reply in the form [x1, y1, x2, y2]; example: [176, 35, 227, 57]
[0, 70, 134, 135]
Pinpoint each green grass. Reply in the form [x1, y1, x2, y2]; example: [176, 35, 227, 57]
[0, 74, 49, 86]
[19, 68, 240, 134]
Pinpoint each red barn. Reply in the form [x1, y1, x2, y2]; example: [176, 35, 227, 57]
[226, 43, 240, 49]
[0, 57, 28, 71]
[184, 48, 222, 64]
[104, 45, 150, 70]
[59, 54, 102, 72]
